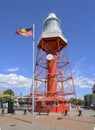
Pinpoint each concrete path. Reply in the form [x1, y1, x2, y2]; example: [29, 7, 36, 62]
[0, 108, 95, 130]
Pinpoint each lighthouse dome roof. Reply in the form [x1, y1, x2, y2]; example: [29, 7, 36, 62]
[47, 13, 57, 19]
[41, 13, 67, 43]
[44, 12, 60, 24]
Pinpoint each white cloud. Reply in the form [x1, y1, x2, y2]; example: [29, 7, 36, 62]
[73, 75, 95, 88]
[0, 73, 31, 89]
[72, 57, 95, 88]
[6, 67, 19, 72]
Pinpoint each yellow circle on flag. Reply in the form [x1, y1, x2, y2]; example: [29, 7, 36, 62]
[21, 28, 26, 33]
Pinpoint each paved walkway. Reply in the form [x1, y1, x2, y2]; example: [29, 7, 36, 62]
[0, 108, 95, 130]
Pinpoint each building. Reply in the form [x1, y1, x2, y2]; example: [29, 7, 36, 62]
[84, 94, 92, 107]
[84, 84, 95, 107]
[92, 84, 95, 106]
[17, 95, 30, 106]
[0, 91, 4, 94]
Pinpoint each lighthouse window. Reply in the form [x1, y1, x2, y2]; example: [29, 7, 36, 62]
[42, 101, 46, 106]
[54, 101, 59, 106]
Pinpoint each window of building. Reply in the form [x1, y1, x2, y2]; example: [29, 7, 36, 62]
[42, 101, 46, 106]
[54, 101, 59, 106]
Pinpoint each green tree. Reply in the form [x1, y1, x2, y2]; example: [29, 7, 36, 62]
[71, 98, 85, 105]
[3, 89, 14, 96]
[77, 99, 85, 105]
[2, 96, 11, 102]
[2, 89, 15, 102]
[70, 98, 77, 105]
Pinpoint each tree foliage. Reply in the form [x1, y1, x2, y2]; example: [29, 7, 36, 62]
[3, 89, 14, 96]
[71, 98, 85, 105]
[0, 89, 15, 102]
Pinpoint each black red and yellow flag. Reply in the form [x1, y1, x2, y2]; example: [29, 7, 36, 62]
[15, 27, 33, 36]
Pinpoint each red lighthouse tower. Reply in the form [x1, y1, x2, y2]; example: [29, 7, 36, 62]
[34, 13, 76, 113]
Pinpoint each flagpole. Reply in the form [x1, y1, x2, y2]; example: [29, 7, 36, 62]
[32, 23, 35, 124]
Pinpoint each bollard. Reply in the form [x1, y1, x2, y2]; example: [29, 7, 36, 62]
[23, 109, 27, 115]
[12, 109, 16, 115]
[64, 110, 69, 116]
[78, 110, 82, 116]
[1, 109, 4, 115]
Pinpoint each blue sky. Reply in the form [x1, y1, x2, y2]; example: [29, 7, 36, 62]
[0, 0, 95, 99]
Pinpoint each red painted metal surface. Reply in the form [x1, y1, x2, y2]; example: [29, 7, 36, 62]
[47, 55, 57, 95]
[29, 36, 77, 113]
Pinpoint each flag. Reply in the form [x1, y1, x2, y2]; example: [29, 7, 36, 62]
[15, 27, 33, 36]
